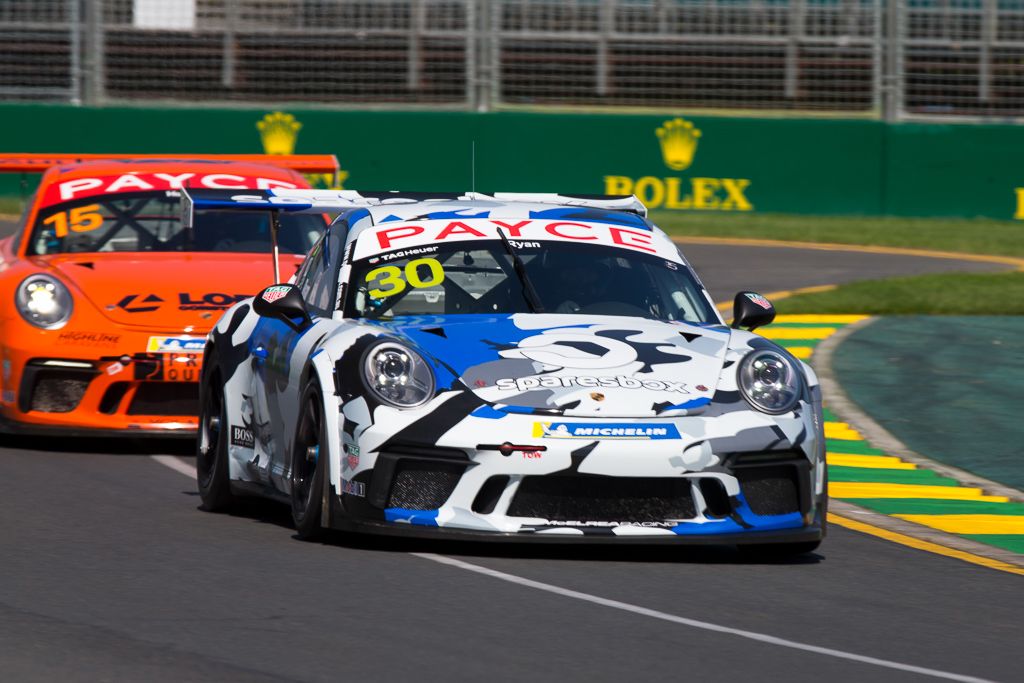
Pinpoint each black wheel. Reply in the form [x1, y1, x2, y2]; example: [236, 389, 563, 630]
[197, 369, 234, 511]
[290, 379, 327, 540]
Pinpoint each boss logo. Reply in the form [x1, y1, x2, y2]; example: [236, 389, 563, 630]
[230, 425, 254, 448]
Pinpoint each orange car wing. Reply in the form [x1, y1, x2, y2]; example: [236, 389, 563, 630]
[0, 153, 340, 175]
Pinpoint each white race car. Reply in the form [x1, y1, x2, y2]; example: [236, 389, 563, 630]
[187, 190, 826, 553]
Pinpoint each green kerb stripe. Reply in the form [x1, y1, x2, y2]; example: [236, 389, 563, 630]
[851, 498, 1024, 516]
[825, 439, 887, 456]
[828, 466, 960, 486]
[960, 535, 1024, 554]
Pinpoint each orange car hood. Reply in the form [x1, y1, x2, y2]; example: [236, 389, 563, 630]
[45, 253, 302, 330]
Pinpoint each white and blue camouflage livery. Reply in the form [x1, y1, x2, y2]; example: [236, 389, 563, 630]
[189, 189, 826, 552]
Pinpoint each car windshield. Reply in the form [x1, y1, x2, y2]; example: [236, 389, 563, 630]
[344, 240, 718, 323]
[27, 191, 323, 255]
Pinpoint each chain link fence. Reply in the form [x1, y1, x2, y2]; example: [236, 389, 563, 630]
[1, 0, 1022, 119]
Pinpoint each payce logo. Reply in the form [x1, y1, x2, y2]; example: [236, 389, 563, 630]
[603, 117, 753, 213]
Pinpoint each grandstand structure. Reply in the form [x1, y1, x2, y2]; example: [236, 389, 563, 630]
[2, 0, 1023, 120]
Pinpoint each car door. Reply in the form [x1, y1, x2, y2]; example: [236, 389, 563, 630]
[248, 221, 346, 491]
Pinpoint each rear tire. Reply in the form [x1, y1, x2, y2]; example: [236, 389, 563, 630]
[290, 379, 327, 540]
[196, 370, 234, 511]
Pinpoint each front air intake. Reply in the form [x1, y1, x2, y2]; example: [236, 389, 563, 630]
[508, 475, 696, 522]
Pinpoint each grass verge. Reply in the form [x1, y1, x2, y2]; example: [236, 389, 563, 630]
[654, 210, 1024, 314]
[652, 211, 1024, 259]
[775, 271, 1024, 315]
[0, 196, 26, 216]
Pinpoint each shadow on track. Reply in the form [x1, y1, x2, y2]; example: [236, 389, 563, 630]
[0, 433, 194, 457]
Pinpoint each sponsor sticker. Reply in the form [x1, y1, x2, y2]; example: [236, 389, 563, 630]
[496, 375, 687, 394]
[147, 336, 205, 353]
[106, 361, 124, 376]
[262, 285, 291, 303]
[57, 330, 121, 348]
[341, 479, 365, 497]
[230, 425, 254, 448]
[533, 422, 682, 440]
[745, 292, 772, 310]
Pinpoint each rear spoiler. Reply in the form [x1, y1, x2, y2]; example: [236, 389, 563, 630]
[0, 153, 340, 178]
[180, 188, 647, 285]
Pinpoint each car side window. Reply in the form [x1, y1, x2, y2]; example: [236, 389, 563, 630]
[298, 221, 347, 316]
[294, 233, 326, 305]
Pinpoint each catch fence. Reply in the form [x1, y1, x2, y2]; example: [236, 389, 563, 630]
[1, 0, 1022, 119]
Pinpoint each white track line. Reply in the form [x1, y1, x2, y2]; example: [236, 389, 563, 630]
[410, 554, 997, 683]
[151, 455, 195, 478]
[148, 455, 996, 683]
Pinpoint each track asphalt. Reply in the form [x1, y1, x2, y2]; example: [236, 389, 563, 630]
[1, 221, 1022, 682]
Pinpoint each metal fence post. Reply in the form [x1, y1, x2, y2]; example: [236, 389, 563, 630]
[69, 0, 82, 104]
[785, 0, 806, 100]
[407, 0, 424, 92]
[222, 0, 238, 89]
[979, 0, 997, 104]
[597, 0, 614, 97]
[82, 0, 105, 104]
[882, 0, 904, 120]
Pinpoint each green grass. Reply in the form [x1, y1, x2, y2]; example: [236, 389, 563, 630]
[652, 211, 1024, 259]
[775, 271, 1024, 315]
[0, 196, 26, 216]
[652, 210, 1024, 314]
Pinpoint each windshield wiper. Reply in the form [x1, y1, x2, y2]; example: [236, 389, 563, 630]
[496, 228, 545, 314]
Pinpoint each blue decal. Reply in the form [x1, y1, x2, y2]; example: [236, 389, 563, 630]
[528, 207, 652, 230]
[471, 404, 508, 420]
[660, 397, 711, 411]
[385, 508, 440, 526]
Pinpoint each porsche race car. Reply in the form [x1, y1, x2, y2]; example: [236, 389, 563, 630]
[191, 189, 826, 551]
[0, 154, 338, 436]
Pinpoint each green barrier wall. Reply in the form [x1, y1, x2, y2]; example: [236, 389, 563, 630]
[0, 103, 1021, 220]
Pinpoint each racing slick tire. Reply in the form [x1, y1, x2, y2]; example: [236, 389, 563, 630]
[290, 378, 328, 540]
[196, 367, 235, 512]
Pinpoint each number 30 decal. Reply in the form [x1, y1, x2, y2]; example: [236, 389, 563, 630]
[365, 257, 445, 299]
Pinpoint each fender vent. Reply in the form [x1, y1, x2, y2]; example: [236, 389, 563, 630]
[127, 382, 200, 416]
[386, 460, 463, 510]
[736, 465, 801, 516]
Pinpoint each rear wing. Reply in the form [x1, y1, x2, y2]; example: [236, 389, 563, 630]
[180, 188, 648, 225]
[0, 153, 340, 178]
[180, 188, 647, 285]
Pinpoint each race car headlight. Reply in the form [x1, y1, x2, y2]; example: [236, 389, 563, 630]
[16, 274, 73, 329]
[737, 349, 802, 415]
[363, 342, 434, 408]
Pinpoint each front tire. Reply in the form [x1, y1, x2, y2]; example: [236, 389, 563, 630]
[290, 379, 327, 540]
[197, 369, 234, 511]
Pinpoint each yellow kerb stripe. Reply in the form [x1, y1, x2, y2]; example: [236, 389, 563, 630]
[894, 514, 1024, 535]
[826, 453, 917, 470]
[824, 422, 862, 440]
[830, 482, 1010, 502]
[760, 327, 837, 340]
[774, 314, 870, 324]
[828, 513, 1024, 576]
[786, 346, 813, 359]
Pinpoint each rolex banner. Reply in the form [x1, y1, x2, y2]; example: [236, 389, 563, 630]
[0, 103, 1022, 221]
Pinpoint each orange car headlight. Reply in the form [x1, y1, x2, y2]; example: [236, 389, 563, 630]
[16, 274, 74, 330]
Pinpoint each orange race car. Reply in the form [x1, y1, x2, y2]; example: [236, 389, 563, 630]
[0, 154, 338, 437]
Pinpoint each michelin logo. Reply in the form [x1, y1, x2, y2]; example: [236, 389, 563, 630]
[496, 376, 687, 393]
[533, 422, 682, 440]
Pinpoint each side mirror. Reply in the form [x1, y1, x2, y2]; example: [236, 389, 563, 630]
[253, 284, 312, 332]
[732, 291, 775, 331]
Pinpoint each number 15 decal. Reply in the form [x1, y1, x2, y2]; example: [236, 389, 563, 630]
[43, 204, 104, 238]
[365, 257, 445, 299]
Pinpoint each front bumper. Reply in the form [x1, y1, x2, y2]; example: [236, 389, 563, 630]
[331, 406, 826, 543]
[0, 341, 203, 435]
